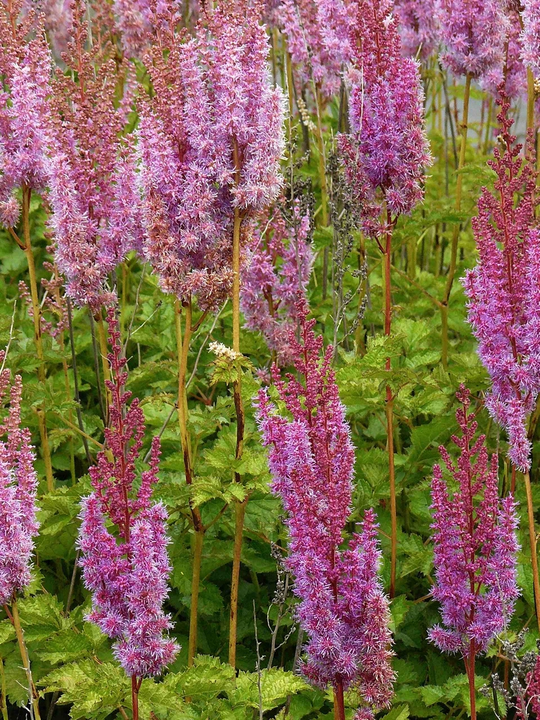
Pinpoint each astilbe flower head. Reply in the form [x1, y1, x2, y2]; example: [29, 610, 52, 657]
[394, 0, 439, 60]
[339, 0, 431, 235]
[0, 352, 39, 605]
[256, 312, 394, 715]
[464, 95, 540, 471]
[0, 1, 51, 226]
[278, 0, 353, 97]
[46, 0, 143, 311]
[78, 309, 179, 678]
[435, 0, 510, 80]
[139, 0, 285, 311]
[429, 386, 519, 656]
[22, 0, 73, 58]
[481, 2, 527, 100]
[521, 0, 540, 80]
[241, 200, 313, 364]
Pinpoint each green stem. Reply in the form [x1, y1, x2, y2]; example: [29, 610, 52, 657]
[22, 187, 54, 492]
[174, 299, 205, 667]
[524, 471, 540, 630]
[9, 597, 41, 720]
[0, 657, 8, 720]
[441, 73, 471, 368]
[229, 196, 246, 668]
[383, 211, 397, 597]
[527, 68, 536, 134]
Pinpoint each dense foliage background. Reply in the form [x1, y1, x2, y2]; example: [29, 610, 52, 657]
[0, 0, 538, 718]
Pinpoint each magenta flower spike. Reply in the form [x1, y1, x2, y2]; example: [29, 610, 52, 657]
[339, 0, 431, 235]
[139, 0, 285, 311]
[429, 386, 519, 657]
[46, 0, 143, 311]
[435, 0, 510, 80]
[256, 311, 394, 717]
[241, 202, 313, 364]
[78, 309, 178, 680]
[0, 352, 39, 605]
[0, 1, 52, 227]
[464, 95, 540, 471]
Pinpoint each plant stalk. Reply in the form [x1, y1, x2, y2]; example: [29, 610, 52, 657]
[0, 657, 8, 720]
[229, 198, 246, 668]
[383, 211, 397, 597]
[9, 597, 40, 720]
[22, 187, 53, 492]
[524, 470, 540, 629]
[131, 676, 140, 720]
[174, 299, 205, 666]
[333, 679, 345, 720]
[465, 641, 476, 720]
[441, 73, 471, 368]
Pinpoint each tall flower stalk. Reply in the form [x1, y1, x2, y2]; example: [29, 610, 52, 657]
[78, 310, 178, 720]
[339, 0, 430, 596]
[0, 352, 40, 719]
[429, 386, 519, 720]
[0, 1, 54, 491]
[435, 0, 511, 365]
[257, 312, 394, 720]
[464, 94, 540, 627]
[139, 0, 284, 666]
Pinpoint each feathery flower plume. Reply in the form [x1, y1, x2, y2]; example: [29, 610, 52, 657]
[78, 309, 178, 681]
[257, 313, 394, 718]
[394, 0, 439, 60]
[241, 201, 312, 364]
[139, 0, 285, 310]
[0, 352, 39, 605]
[46, 0, 142, 310]
[278, 0, 353, 97]
[521, 0, 540, 80]
[429, 386, 519, 657]
[481, 9, 527, 101]
[435, 0, 510, 80]
[463, 95, 540, 471]
[339, 0, 431, 234]
[0, 1, 51, 226]
[22, 0, 73, 59]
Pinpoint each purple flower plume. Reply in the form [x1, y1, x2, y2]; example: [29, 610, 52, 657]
[241, 201, 313, 364]
[0, 2, 51, 226]
[435, 0, 510, 80]
[277, 0, 353, 97]
[464, 95, 540, 471]
[47, 0, 143, 311]
[429, 386, 519, 657]
[339, 0, 431, 235]
[521, 0, 540, 80]
[139, 0, 285, 311]
[0, 352, 39, 605]
[78, 309, 178, 678]
[394, 0, 439, 60]
[256, 312, 394, 715]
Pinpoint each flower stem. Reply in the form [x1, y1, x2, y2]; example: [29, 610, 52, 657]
[527, 68, 536, 134]
[229, 200, 246, 668]
[131, 677, 140, 720]
[0, 657, 8, 720]
[333, 679, 345, 720]
[8, 597, 41, 720]
[22, 187, 53, 492]
[465, 641, 476, 720]
[383, 210, 397, 597]
[524, 470, 540, 629]
[441, 72, 471, 368]
[95, 312, 112, 408]
[174, 298, 205, 666]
